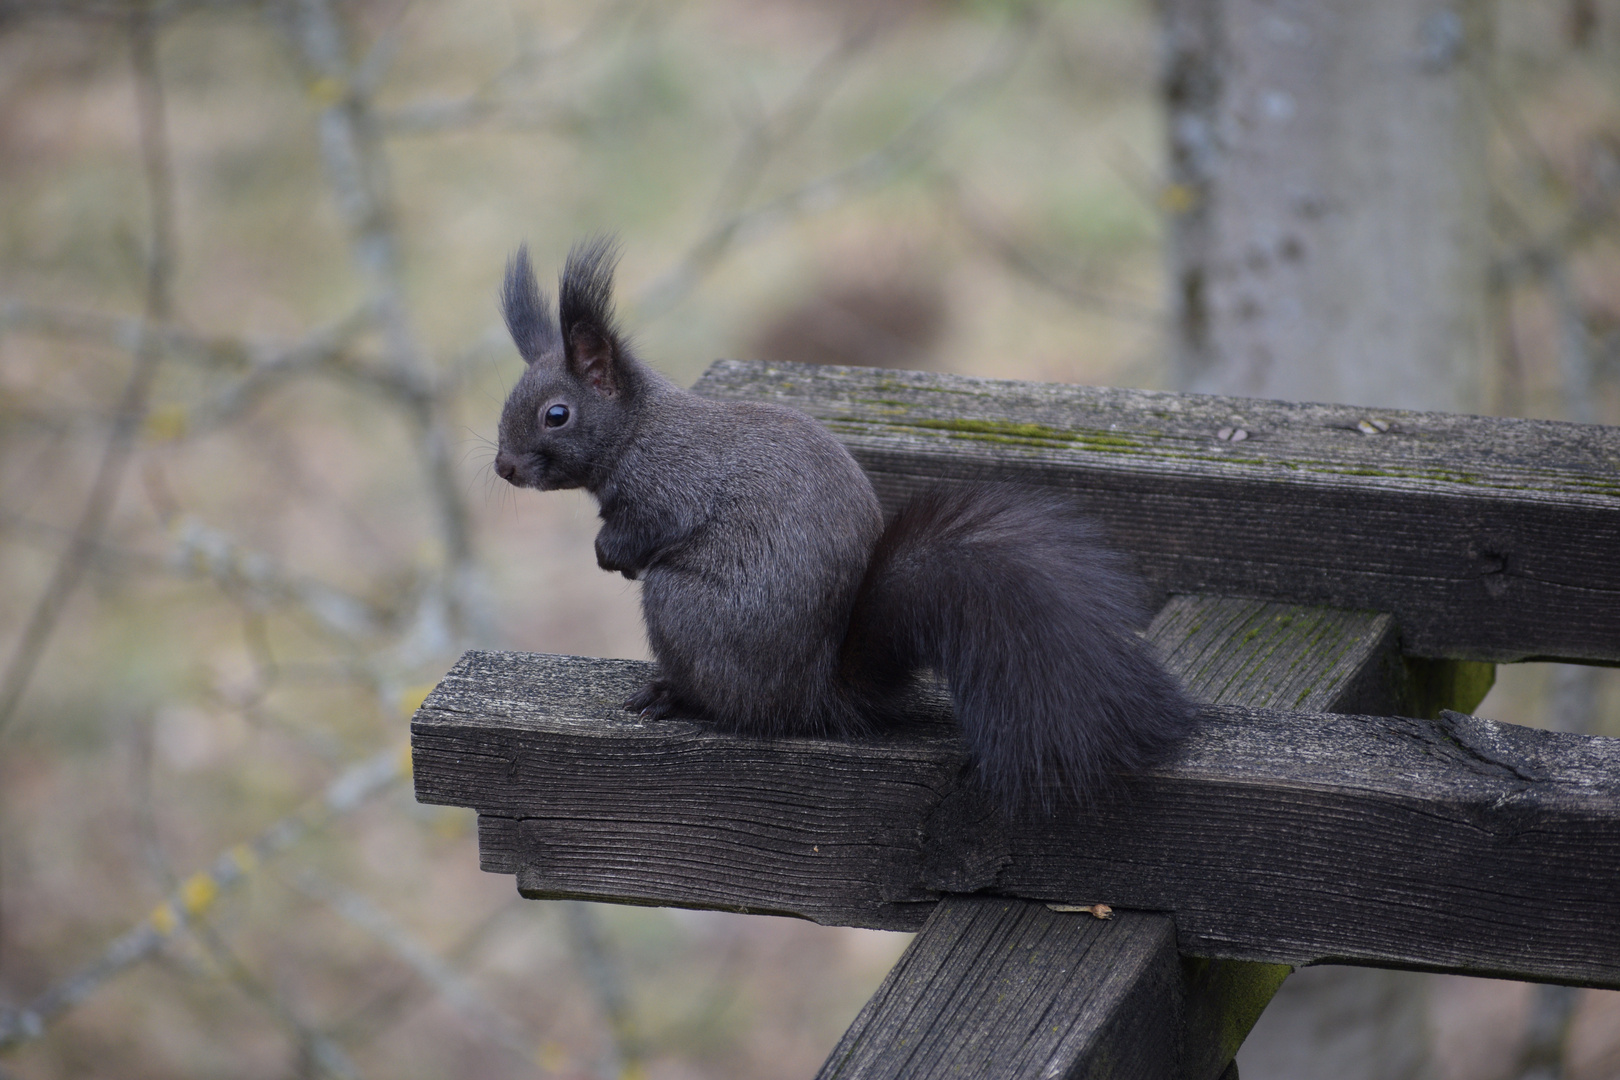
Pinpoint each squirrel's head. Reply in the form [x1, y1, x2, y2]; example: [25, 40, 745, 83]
[494, 238, 639, 492]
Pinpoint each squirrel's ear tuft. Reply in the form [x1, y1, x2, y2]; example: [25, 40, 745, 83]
[502, 245, 559, 365]
[559, 234, 626, 398]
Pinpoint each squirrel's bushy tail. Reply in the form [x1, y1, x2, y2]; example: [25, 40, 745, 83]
[843, 483, 1197, 811]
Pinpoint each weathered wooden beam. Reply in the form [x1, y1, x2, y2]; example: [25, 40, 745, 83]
[817, 900, 1290, 1080]
[692, 360, 1620, 665]
[411, 645, 1620, 988]
[814, 900, 1186, 1080]
[820, 595, 1397, 1080]
[822, 898, 1287, 1080]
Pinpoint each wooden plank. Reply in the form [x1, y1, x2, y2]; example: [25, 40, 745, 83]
[1152, 596, 1405, 715]
[692, 360, 1620, 665]
[818, 900, 1286, 1080]
[821, 596, 1388, 1080]
[814, 899, 1184, 1080]
[412, 648, 1620, 987]
[1144, 595, 1409, 1079]
[1179, 955, 1288, 1080]
[1151, 595, 1494, 719]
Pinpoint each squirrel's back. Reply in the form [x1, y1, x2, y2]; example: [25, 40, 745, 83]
[629, 392, 884, 737]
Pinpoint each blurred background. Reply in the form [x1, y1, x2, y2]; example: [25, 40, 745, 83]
[0, 0, 1616, 1077]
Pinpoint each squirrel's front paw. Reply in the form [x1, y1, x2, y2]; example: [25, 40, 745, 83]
[594, 537, 640, 580]
[624, 680, 681, 721]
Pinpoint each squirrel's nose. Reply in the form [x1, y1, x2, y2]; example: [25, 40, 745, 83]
[494, 453, 518, 483]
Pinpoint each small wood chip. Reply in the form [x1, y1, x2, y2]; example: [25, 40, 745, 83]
[1046, 903, 1115, 919]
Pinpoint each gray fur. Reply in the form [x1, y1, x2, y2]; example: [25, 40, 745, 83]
[494, 241, 1198, 812]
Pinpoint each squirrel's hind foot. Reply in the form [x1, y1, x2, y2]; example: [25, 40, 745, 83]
[624, 680, 686, 721]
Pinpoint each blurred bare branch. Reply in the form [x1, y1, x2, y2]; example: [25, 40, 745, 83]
[124, 709, 361, 1079]
[0, 297, 456, 442]
[0, 299, 367, 377]
[377, 0, 641, 136]
[168, 515, 391, 640]
[705, 21, 882, 229]
[1510, 984, 1582, 1080]
[0, 506, 392, 654]
[0, 743, 408, 1051]
[0, 508, 161, 576]
[561, 902, 639, 1080]
[635, 2, 1046, 320]
[326, 897, 526, 1050]
[295, 873, 554, 1077]
[187, 916, 362, 1080]
[948, 182, 1164, 324]
[280, 0, 482, 649]
[0, 4, 177, 739]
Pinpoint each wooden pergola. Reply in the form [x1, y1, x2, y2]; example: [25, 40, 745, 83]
[413, 360, 1619, 1079]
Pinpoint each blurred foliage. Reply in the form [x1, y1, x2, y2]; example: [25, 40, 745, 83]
[0, 0, 1615, 1078]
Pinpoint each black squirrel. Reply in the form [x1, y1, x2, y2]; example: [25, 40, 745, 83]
[493, 238, 1197, 812]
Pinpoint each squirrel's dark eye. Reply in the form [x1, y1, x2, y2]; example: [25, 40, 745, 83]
[543, 404, 570, 428]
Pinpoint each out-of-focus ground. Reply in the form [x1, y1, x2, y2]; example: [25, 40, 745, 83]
[0, 0, 1615, 1077]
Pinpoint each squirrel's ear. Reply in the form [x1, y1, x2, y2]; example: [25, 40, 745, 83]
[558, 235, 627, 398]
[567, 325, 621, 398]
[502, 245, 559, 365]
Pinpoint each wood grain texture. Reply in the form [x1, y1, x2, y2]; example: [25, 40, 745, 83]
[1151, 596, 1403, 714]
[814, 899, 1183, 1080]
[1150, 595, 1495, 719]
[813, 598, 1416, 1080]
[412, 648, 1620, 987]
[692, 360, 1620, 664]
[805, 596, 1388, 1080]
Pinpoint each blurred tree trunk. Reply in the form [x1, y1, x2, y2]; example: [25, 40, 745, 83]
[1163, 0, 1491, 412]
[1159, 0, 1494, 1077]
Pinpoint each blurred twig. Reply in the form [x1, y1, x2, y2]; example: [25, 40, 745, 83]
[0, 505, 394, 695]
[281, 0, 483, 651]
[126, 709, 362, 1079]
[0, 743, 408, 1051]
[166, 515, 390, 641]
[1510, 984, 1582, 1080]
[0, 3, 176, 739]
[947, 182, 1164, 324]
[325, 896, 523, 1049]
[294, 872, 554, 1076]
[635, 2, 1046, 320]
[377, 0, 643, 136]
[705, 21, 883, 231]
[0, 298, 459, 448]
[187, 916, 362, 1080]
[561, 902, 640, 1080]
[0, 508, 162, 577]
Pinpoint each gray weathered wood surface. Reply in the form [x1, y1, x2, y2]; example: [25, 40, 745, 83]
[815, 900, 1185, 1080]
[693, 360, 1620, 665]
[817, 899, 1290, 1080]
[412, 644, 1620, 988]
[816, 594, 1406, 1080]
